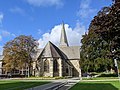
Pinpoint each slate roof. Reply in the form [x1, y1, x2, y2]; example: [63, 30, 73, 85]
[38, 42, 80, 60]
[0, 55, 4, 61]
[36, 49, 43, 59]
[59, 46, 80, 60]
[39, 41, 67, 58]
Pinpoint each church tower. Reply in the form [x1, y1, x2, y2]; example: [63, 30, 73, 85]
[60, 22, 69, 47]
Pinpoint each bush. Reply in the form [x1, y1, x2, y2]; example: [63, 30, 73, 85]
[98, 73, 117, 77]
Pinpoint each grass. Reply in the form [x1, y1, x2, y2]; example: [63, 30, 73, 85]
[0, 77, 120, 90]
[0, 80, 50, 90]
[70, 81, 120, 90]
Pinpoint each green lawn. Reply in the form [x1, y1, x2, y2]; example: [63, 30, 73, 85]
[70, 81, 120, 90]
[0, 80, 50, 90]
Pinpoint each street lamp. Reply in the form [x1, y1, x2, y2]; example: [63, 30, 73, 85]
[112, 49, 120, 82]
[114, 58, 120, 82]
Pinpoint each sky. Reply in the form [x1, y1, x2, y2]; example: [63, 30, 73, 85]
[0, 0, 112, 54]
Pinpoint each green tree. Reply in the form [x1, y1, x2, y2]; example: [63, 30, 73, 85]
[91, 1, 120, 68]
[80, 0, 120, 72]
[3, 35, 38, 77]
[80, 30, 113, 72]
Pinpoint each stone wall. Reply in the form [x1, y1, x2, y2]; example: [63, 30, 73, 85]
[35, 57, 80, 77]
[69, 60, 80, 77]
[0, 61, 2, 75]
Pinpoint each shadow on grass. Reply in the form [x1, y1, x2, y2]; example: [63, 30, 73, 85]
[0, 81, 49, 90]
[70, 82, 119, 90]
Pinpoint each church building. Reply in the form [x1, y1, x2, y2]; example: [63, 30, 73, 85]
[0, 55, 4, 75]
[33, 23, 81, 77]
[0, 23, 81, 78]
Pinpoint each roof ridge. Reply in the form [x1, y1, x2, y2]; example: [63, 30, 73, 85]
[40, 41, 61, 58]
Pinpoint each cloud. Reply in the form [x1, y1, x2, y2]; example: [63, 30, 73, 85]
[11, 34, 16, 37]
[0, 12, 4, 27]
[0, 30, 15, 55]
[38, 29, 42, 35]
[38, 22, 86, 48]
[1, 30, 10, 37]
[0, 30, 16, 40]
[77, 0, 96, 18]
[26, 0, 63, 7]
[10, 7, 26, 16]
[0, 12, 16, 41]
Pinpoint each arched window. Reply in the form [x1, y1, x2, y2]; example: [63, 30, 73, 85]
[53, 59, 58, 72]
[66, 68, 68, 73]
[44, 59, 49, 72]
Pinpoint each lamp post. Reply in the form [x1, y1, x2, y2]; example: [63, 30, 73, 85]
[112, 49, 120, 82]
[114, 58, 120, 82]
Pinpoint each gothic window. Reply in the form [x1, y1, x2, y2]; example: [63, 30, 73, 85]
[66, 68, 68, 73]
[53, 59, 58, 72]
[44, 59, 49, 72]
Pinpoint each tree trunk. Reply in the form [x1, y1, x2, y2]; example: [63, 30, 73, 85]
[28, 66, 30, 77]
[21, 68, 24, 75]
[28, 65, 31, 77]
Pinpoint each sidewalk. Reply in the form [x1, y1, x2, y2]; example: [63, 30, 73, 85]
[57, 79, 79, 90]
[25, 78, 80, 90]
[25, 82, 62, 90]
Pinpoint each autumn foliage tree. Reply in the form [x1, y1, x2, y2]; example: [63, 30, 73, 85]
[3, 35, 38, 77]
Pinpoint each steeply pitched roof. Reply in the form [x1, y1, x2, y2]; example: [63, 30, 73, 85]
[60, 23, 69, 47]
[39, 41, 65, 58]
[0, 55, 4, 61]
[59, 46, 80, 60]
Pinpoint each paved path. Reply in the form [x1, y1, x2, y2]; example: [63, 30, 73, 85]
[25, 78, 80, 90]
[57, 78, 79, 90]
[25, 82, 62, 90]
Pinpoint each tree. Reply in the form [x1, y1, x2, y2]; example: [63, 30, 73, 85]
[90, 1, 120, 68]
[80, 30, 113, 72]
[80, 0, 120, 73]
[3, 35, 38, 77]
